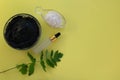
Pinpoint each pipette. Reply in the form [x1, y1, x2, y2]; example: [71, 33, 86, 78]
[32, 32, 61, 53]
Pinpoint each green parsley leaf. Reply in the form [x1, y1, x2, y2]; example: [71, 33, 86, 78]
[45, 50, 55, 68]
[50, 50, 57, 66]
[40, 60, 46, 71]
[46, 59, 55, 68]
[17, 64, 28, 75]
[28, 61, 36, 76]
[50, 50, 54, 57]
[40, 51, 46, 72]
[40, 51, 44, 60]
[27, 52, 35, 63]
[54, 51, 63, 62]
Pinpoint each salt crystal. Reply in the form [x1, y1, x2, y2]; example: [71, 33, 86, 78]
[44, 11, 64, 28]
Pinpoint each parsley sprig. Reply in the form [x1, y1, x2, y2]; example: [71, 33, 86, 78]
[41, 50, 63, 71]
[0, 50, 63, 76]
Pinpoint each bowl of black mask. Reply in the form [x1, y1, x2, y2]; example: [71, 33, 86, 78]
[4, 13, 41, 50]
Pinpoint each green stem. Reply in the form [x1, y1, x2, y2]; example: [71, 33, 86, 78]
[0, 66, 17, 74]
[0, 61, 40, 74]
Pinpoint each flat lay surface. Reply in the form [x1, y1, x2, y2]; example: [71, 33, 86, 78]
[0, 0, 120, 80]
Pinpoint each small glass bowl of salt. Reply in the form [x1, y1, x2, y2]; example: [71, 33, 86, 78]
[35, 7, 66, 28]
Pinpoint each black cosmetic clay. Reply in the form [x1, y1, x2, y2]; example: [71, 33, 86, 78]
[4, 14, 41, 49]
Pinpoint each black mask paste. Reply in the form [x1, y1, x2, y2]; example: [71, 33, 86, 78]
[4, 14, 41, 49]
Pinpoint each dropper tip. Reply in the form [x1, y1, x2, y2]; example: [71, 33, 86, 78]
[55, 32, 61, 38]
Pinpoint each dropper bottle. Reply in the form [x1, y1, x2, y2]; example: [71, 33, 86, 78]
[32, 32, 61, 53]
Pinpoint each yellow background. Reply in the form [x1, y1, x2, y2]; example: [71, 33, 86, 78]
[0, 0, 120, 80]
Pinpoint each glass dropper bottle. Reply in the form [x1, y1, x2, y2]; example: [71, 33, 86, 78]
[32, 32, 61, 53]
